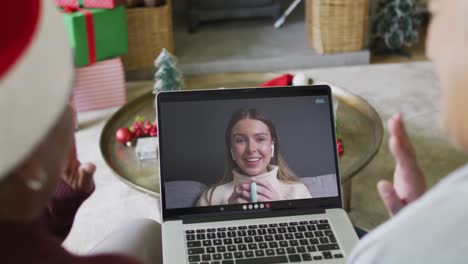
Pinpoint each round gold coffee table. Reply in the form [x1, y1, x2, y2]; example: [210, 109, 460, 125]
[100, 73, 383, 210]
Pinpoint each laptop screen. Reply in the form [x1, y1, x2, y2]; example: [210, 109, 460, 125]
[157, 86, 341, 220]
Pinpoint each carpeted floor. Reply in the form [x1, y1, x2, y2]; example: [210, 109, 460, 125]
[64, 62, 468, 255]
[126, 1, 370, 80]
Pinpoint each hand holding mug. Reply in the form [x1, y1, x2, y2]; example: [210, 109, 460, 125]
[228, 181, 250, 204]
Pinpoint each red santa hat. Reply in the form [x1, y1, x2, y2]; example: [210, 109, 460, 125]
[0, 0, 73, 179]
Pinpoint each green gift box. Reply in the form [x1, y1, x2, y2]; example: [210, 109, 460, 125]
[62, 6, 128, 67]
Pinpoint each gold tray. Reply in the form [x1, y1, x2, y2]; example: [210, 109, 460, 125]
[100, 73, 383, 198]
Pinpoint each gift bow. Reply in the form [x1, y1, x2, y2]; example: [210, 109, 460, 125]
[63, 6, 96, 65]
[63, 6, 80, 12]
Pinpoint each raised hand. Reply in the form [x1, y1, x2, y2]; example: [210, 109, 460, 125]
[377, 113, 426, 216]
[62, 143, 95, 194]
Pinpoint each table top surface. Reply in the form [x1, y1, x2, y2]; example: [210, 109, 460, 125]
[100, 73, 383, 198]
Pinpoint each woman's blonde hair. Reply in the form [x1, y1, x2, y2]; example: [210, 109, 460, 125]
[204, 108, 300, 205]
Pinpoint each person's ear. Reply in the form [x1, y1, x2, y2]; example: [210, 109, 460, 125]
[271, 143, 275, 158]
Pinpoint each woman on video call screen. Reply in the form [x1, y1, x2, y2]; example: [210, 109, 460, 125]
[197, 108, 312, 206]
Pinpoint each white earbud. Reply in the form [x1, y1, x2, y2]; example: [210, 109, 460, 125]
[25, 168, 48, 191]
[230, 149, 235, 160]
[271, 144, 275, 158]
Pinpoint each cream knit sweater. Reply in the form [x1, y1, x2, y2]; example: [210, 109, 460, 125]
[197, 165, 312, 206]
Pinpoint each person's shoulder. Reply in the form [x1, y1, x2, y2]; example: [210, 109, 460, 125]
[281, 180, 308, 189]
[278, 180, 311, 198]
[435, 163, 468, 188]
[211, 182, 235, 200]
[212, 181, 235, 193]
[199, 181, 235, 206]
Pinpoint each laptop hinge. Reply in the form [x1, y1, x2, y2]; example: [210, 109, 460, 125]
[182, 208, 326, 224]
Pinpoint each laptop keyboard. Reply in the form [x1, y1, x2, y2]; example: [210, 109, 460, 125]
[185, 219, 343, 264]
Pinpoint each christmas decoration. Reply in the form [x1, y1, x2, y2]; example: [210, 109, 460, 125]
[72, 58, 126, 112]
[337, 139, 343, 155]
[336, 133, 344, 155]
[260, 74, 294, 87]
[153, 48, 185, 94]
[292, 72, 310, 86]
[115, 116, 158, 146]
[54, 0, 124, 9]
[116, 127, 133, 146]
[371, 0, 421, 54]
[135, 137, 159, 161]
[130, 117, 158, 138]
[61, 6, 128, 67]
[336, 122, 343, 156]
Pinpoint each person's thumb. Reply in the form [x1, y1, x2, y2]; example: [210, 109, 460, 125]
[78, 162, 96, 193]
[377, 180, 405, 216]
[80, 162, 96, 176]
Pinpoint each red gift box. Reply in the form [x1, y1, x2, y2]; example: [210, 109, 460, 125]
[54, 0, 124, 9]
[72, 58, 126, 112]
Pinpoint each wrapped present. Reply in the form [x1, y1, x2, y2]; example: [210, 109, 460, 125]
[54, 0, 124, 9]
[61, 6, 128, 67]
[72, 58, 126, 112]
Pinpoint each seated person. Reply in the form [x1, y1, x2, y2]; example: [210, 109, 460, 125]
[197, 108, 311, 206]
[349, 1, 468, 262]
[0, 2, 156, 263]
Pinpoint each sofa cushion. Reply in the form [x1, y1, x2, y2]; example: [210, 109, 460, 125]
[165, 181, 208, 209]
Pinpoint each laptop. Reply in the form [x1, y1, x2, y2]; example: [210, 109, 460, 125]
[157, 85, 359, 264]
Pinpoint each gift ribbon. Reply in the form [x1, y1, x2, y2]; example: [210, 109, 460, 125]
[63, 7, 96, 65]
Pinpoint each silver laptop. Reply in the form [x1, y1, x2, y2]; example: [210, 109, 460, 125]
[157, 85, 359, 264]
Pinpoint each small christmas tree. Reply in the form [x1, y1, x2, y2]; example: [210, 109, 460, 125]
[372, 0, 421, 55]
[153, 48, 184, 94]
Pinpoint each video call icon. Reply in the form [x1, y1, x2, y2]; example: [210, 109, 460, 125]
[315, 98, 325, 104]
[243, 203, 269, 210]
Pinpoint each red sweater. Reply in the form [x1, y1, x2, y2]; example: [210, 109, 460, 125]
[0, 181, 144, 264]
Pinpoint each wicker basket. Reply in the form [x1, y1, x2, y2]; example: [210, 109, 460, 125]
[305, 0, 368, 54]
[122, 0, 174, 71]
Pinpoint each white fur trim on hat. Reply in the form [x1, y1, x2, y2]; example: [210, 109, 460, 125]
[0, 1, 73, 180]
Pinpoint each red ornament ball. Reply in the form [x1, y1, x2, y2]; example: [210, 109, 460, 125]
[116, 127, 133, 145]
[337, 139, 344, 155]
